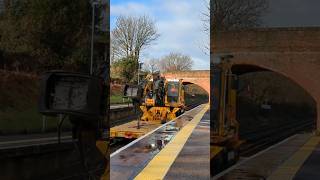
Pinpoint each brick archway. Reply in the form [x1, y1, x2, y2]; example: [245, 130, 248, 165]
[162, 70, 210, 97]
[212, 27, 320, 131]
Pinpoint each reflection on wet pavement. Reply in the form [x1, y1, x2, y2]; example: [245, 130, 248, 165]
[110, 104, 205, 180]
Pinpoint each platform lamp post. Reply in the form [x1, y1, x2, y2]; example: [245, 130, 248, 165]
[90, 0, 99, 75]
[137, 61, 143, 84]
[136, 61, 143, 129]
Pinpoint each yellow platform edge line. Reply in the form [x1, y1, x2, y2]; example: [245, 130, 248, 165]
[134, 104, 209, 180]
[268, 135, 320, 180]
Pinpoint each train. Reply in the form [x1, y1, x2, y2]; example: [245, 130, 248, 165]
[110, 73, 186, 139]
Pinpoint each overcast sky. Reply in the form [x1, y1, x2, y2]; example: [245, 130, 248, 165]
[110, 0, 209, 70]
[262, 0, 320, 27]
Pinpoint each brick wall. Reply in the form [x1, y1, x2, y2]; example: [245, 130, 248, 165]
[211, 27, 320, 130]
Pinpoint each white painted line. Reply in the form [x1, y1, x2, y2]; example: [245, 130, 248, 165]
[110, 104, 204, 158]
[0, 136, 72, 145]
[199, 122, 210, 124]
[212, 134, 298, 180]
[0, 140, 75, 150]
[198, 125, 210, 128]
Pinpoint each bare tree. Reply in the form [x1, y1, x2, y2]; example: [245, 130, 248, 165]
[202, 0, 210, 34]
[200, 0, 210, 55]
[144, 58, 159, 73]
[159, 52, 193, 72]
[111, 15, 160, 62]
[211, 0, 268, 32]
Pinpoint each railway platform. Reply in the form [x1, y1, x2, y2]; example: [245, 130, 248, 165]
[110, 104, 210, 180]
[213, 132, 320, 180]
[110, 103, 132, 109]
[0, 104, 131, 150]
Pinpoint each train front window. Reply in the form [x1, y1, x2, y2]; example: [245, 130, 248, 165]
[167, 82, 179, 102]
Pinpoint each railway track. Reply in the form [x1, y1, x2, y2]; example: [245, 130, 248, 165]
[109, 101, 207, 153]
[109, 101, 205, 128]
[0, 100, 206, 154]
[240, 118, 314, 157]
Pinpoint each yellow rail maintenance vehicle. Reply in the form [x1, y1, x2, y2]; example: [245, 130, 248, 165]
[211, 57, 244, 175]
[110, 73, 185, 139]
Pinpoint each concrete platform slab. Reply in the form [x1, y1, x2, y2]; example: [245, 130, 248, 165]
[164, 110, 210, 180]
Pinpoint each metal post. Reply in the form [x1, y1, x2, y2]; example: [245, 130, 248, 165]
[57, 114, 65, 144]
[137, 114, 141, 129]
[90, 2, 96, 75]
[137, 61, 140, 84]
[138, 62, 143, 84]
[42, 115, 46, 133]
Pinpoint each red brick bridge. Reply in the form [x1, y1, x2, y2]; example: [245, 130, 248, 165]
[162, 70, 210, 97]
[212, 27, 320, 131]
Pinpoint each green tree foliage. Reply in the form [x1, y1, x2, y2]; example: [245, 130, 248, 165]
[0, 0, 94, 72]
[110, 15, 159, 82]
[111, 56, 138, 83]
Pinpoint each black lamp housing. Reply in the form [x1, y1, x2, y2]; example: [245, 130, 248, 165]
[38, 71, 104, 118]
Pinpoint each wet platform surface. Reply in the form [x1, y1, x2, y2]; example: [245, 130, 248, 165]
[164, 110, 210, 180]
[111, 120, 162, 139]
[110, 104, 208, 180]
[214, 133, 320, 180]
